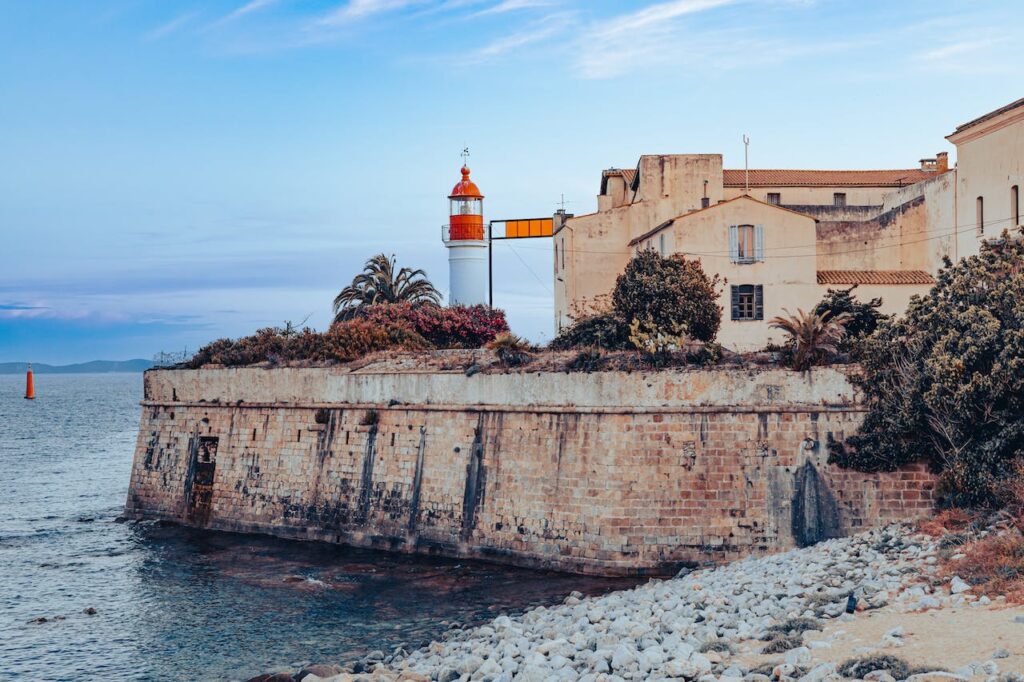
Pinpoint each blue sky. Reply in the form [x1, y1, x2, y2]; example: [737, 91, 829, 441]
[1, 0, 1021, 363]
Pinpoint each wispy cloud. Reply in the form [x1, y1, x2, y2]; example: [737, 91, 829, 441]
[477, 0, 555, 16]
[206, 0, 279, 30]
[917, 38, 999, 62]
[316, 0, 427, 26]
[145, 11, 201, 41]
[572, 0, 740, 78]
[466, 12, 571, 60]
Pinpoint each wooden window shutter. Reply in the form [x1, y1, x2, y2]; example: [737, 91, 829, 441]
[730, 285, 740, 320]
[755, 285, 764, 320]
[755, 224, 764, 261]
[729, 225, 738, 263]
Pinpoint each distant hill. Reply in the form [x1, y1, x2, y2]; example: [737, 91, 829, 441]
[0, 359, 155, 374]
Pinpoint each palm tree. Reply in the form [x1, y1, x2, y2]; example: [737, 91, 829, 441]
[333, 253, 441, 322]
[769, 308, 852, 370]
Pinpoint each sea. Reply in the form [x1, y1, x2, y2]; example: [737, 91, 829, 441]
[0, 373, 638, 681]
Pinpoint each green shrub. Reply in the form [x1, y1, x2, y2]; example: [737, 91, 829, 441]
[813, 285, 889, 353]
[566, 347, 607, 373]
[829, 235, 1024, 509]
[549, 312, 630, 350]
[612, 250, 722, 344]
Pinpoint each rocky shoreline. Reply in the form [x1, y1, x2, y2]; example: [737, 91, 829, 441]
[254, 524, 1023, 682]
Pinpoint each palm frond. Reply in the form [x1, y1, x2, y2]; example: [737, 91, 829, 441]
[333, 253, 441, 322]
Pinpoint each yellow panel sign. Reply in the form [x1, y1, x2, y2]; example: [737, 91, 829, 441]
[493, 218, 554, 239]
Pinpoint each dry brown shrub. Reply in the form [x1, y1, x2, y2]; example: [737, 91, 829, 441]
[945, 531, 1024, 603]
[916, 508, 980, 537]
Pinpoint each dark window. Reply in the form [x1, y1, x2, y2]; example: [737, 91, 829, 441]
[701, 197, 710, 208]
[833, 192, 847, 207]
[731, 285, 764, 321]
[1012, 186, 1019, 227]
[977, 196, 985, 234]
[767, 193, 781, 205]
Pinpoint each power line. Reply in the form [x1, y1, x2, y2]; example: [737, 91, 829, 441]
[506, 243, 553, 294]
[519, 215, 1019, 261]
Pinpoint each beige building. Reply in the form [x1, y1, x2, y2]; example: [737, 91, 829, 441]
[553, 97, 1024, 351]
[946, 97, 1024, 260]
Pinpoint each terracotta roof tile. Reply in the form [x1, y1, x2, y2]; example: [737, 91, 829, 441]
[817, 270, 935, 285]
[723, 169, 935, 188]
[602, 168, 636, 184]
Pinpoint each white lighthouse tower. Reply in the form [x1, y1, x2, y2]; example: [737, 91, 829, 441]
[443, 160, 488, 306]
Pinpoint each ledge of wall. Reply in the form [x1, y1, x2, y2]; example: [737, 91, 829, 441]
[144, 366, 860, 410]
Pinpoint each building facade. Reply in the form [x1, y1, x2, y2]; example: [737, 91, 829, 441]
[553, 97, 1024, 351]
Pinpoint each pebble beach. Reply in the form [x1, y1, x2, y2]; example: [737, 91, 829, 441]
[264, 523, 1024, 682]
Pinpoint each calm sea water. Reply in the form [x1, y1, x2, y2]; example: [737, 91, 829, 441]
[0, 373, 637, 681]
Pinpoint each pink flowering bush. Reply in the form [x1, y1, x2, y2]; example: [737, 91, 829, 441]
[358, 303, 508, 349]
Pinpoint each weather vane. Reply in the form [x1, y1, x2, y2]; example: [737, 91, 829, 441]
[461, 147, 470, 165]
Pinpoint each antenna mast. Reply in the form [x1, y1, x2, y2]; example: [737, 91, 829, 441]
[743, 134, 750, 194]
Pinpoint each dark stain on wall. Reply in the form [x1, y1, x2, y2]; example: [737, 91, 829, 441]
[461, 414, 486, 540]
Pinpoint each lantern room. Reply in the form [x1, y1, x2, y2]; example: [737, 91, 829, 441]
[448, 165, 485, 241]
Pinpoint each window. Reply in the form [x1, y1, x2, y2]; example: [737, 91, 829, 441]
[977, 196, 985, 234]
[560, 237, 565, 269]
[451, 198, 482, 215]
[731, 285, 764, 321]
[1012, 186, 1020, 227]
[767, 193, 781, 205]
[554, 243, 558, 273]
[659, 234, 666, 256]
[833, 193, 847, 207]
[729, 224, 764, 263]
[701, 197, 710, 209]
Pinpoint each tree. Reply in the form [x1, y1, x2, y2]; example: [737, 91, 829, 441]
[611, 250, 723, 344]
[769, 309, 851, 370]
[333, 254, 441, 322]
[829, 234, 1024, 508]
[813, 286, 889, 353]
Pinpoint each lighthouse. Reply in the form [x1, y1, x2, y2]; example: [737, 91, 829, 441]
[443, 162, 488, 306]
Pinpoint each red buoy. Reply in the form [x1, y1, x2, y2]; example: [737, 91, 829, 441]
[25, 364, 35, 400]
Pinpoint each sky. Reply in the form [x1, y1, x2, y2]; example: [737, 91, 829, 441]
[1, 0, 1022, 364]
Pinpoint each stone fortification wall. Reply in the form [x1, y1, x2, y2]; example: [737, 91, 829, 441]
[125, 365, 935, 575]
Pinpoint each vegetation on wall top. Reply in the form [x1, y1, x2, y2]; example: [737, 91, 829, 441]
[551, 250, 723, 356]
[829, 234, 1024, 509]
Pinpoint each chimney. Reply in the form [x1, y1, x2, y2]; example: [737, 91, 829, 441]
[919, 157, 937, 171]
[936, 152, 949, 172]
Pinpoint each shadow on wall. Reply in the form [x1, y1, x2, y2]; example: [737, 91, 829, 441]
[792, 460, 842, 547]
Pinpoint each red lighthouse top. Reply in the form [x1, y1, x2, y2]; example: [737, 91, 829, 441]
[449, 166, 484, 199]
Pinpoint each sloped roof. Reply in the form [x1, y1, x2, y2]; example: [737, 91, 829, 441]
[951, 97, 1024, 135]
[723, 169, 935, 188]
[817, 270, 935, 285]
[627, 195, 814, 247]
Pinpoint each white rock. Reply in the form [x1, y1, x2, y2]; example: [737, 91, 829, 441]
[950, 577, 971, 595]
[784, 647, 811, 667]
